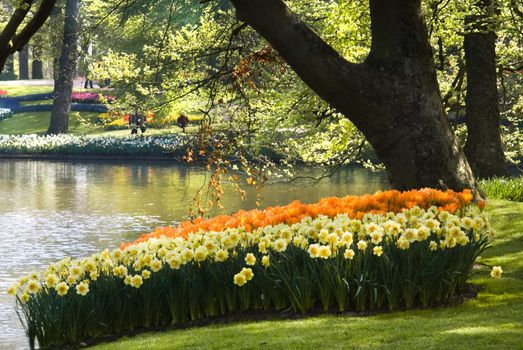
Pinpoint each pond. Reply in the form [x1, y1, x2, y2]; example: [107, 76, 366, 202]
[0, 160, 388, 349]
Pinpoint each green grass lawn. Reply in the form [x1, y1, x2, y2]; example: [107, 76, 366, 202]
[90, 199, 523, 350]
[0, 112, 101, 134]
[0, 109, 201, 136]
[0, 84, 53, 96]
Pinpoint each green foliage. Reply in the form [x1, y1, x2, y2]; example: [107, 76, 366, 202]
[480, 176, 523, 202]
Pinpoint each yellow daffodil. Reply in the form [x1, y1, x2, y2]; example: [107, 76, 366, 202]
[344, 249, 355, 260]
[319, 245, 332, 259]
[245, 253, 256, 266]
[308, 244, 320, 258]
[75, 282, 89, 296]
[233, 273, 247, 286]
[45, 274, 59, 288]
[215, 249, 229, 262]
[357, 240, 368, 251]
[27, 280, 40, 294]
[142, 270, 151, 279]
[55, 282, 69, 296]
[194, 246, 208, 262]
[273, 238, 288, 252]
[491, 266, 503, 279]
[130, 275, 143, 288]
[241, 267, 254, 281]
[373, 246, 383, 257]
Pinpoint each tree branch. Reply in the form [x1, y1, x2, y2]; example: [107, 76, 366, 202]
[228, 0, 368, 120]
[0, 0, 57, 72]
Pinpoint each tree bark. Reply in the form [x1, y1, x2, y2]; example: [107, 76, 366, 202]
[230, 0, 478, 193]
[18, 45, 29, 79]
[48, 0, 79, 135]
[464, 0, 508, 178]
[32, 59, 44, 79]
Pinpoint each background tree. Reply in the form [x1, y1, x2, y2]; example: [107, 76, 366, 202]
[18, 45, 29, 79]
[464, 0, 508, 178]
[48, 0, 80, 134]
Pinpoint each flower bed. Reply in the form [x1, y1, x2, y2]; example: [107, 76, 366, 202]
[0, 107, 13, 121]
[0, 134, 186, 157]
[71, 92, 115, 104]
[9, 189, 500, 349]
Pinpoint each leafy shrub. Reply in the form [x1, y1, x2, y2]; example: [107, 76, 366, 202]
[480, 176, 523, 202]
[9, 190, 496, 349]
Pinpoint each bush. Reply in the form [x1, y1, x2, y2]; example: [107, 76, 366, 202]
[480, 176, 523, 202]
[9, 190, 495, 349]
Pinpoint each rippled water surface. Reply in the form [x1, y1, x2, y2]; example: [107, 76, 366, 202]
[0, 160, 387, 349]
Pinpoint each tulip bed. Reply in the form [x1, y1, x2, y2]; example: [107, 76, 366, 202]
[10, 189, 500, 349]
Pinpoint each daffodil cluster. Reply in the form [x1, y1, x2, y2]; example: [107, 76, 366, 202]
[10, 204, 497, 349]
[9, 205, 494, 301]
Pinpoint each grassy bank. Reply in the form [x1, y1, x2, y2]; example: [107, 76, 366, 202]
[90, 199, 523, 350]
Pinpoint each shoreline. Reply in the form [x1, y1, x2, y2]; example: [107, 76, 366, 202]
[0, 153, 185, 161]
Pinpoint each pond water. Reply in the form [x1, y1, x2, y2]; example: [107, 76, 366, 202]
[0, 160, 388, 349]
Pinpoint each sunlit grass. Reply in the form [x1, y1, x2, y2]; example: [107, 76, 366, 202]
[0, 84, 53, 97]
[90, 200, 523, 350]
[0, 112, 101, 135]
[480, 176, 523, 202]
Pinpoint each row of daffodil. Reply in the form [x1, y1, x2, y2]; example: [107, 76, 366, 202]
[0, 134, 186, 156]
[10, 205, 498, 301]
[12, 203, 500, 349]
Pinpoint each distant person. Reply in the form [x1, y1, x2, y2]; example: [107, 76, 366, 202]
[177, 113, 189, 132]
[129, 106, 147, 135]
[84, 74, 93, 89]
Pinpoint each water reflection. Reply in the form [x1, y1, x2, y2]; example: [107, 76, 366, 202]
[0, 160, 387, 349]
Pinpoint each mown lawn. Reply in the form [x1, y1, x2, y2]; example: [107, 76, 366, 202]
[91, 199, 523, 350]
[0, 112, 100, 134]
[0, 84, 53, 96]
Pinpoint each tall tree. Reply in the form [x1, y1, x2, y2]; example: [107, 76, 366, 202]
[464, 0, 508, 178]
[18, 45, 29, 79]
[228, 0, 478, 192]
[0, 0, 57, 72]
[31, 47, 44, 79]
[48, 0, 80, 134]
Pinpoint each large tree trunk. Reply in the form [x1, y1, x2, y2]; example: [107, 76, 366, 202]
[463, 0, 508, 178]
[18, 45, 29, 79]
[230, 0, 478, 192]
[48, 0, 79, 135]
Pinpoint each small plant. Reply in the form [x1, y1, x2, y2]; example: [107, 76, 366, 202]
[480, 176, 523, 202]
